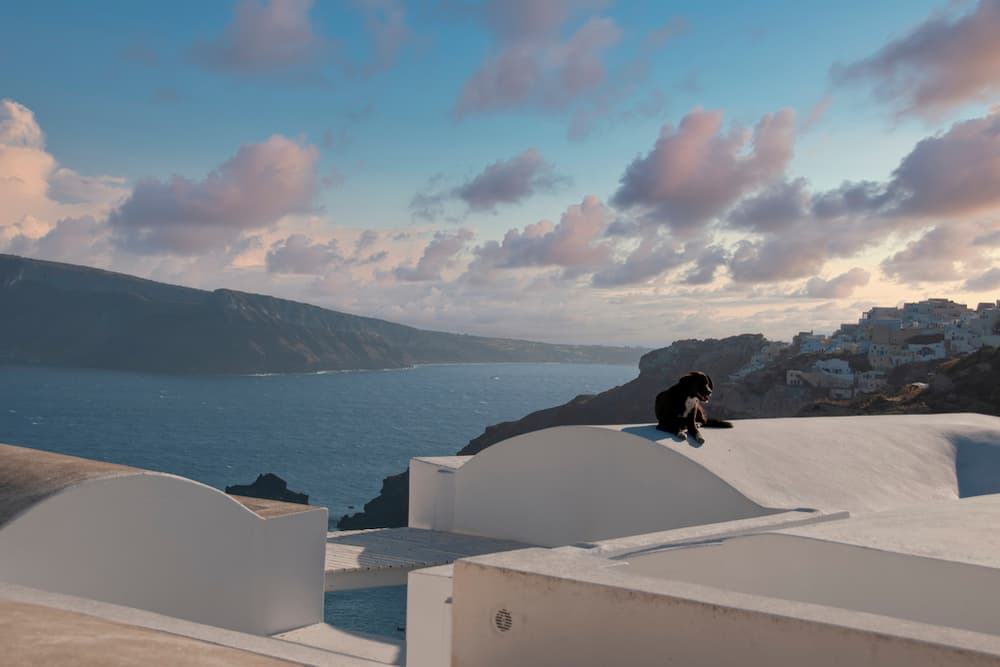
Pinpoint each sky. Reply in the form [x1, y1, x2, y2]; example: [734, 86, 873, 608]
[1, 0, 999, 347]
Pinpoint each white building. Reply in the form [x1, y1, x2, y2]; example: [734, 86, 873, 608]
[3, 413, 1000, 665]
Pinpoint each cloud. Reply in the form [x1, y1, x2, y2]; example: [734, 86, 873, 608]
[0, 99, 128, 248]
[801, 95, 832, 132]
[796, 110, 1000, 221]
[591, 231, 686, 287]
[31, 216, 109, 263]
[720, 108, 1000, 287]
[108, 135, 319, 255]
[832, 1, 1000, 119]
[800, 268, 871, 298]
[468, 195, 614, 279]
[411, 148, 567, 219]
[0, 99, 45, 148]
[643, 16, 688, 52]
[888, 111, 1000, 217]
[880, 220, 998, 284]
[965, 267, 1000, 292]
[610, 108, 796, 235]
[394, 228, 474, 281]
[266, 234, 342, 274]
[727, 223, 873, 284]
[682, 244, 728, 285]
[192, 0, 331, 75]
[728, 178, 810, 233]
[454, 1, 621, 117]
[353, 0, 413, 75]
[454, 148, 566, 212]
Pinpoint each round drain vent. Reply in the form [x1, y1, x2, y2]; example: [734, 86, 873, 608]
[494, 608, 513, 633]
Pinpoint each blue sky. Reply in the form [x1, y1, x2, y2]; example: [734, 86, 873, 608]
[1, 1, 998, 346]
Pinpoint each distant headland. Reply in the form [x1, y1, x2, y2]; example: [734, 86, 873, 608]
[0, 254, 644, 374]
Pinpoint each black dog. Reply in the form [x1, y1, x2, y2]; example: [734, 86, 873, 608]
[655, 371, 733, 444]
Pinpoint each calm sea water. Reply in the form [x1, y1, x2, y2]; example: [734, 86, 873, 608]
[0, 362, 637, 636]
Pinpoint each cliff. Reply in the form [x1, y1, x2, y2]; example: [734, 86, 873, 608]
[0, 254, 643, 374]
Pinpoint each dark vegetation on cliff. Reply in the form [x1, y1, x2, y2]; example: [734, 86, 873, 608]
[0, 254, 643, 374]
[339, 338, 1000, 530]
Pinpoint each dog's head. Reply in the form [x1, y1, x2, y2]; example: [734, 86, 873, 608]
[677, 371, 714, 402]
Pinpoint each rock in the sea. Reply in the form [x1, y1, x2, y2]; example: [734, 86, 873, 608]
[226, 473, 308, 505]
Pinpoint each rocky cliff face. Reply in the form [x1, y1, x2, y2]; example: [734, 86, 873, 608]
[0, 254, 643, 374]
[338, 334, 769, 529]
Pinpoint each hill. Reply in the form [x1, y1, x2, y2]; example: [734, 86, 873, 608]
[0, 254, 643, 374]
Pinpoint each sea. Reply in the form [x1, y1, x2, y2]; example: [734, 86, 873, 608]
[0, 362, 637, 637]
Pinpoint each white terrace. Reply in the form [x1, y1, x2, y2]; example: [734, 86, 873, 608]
[2, 413, 1000, 665]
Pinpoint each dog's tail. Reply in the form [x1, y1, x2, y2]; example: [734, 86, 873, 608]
[704, 418, 734, 429]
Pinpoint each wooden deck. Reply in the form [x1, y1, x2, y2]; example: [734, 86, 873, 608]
[324, 528, 530, 591]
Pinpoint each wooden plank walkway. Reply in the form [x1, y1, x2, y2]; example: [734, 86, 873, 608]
[324, 528, 530, 591]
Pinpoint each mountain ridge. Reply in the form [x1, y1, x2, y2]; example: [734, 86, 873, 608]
[0, 254, 644, 374]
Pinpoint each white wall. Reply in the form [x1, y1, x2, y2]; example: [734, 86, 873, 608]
[0, 473, 327, 636]
[624, 533, 1000, 637]
[450, 550, 1000, 667]
[447, 426, 772, 546]
[408, 458, 461, 531]
[405, 565, 453, 667]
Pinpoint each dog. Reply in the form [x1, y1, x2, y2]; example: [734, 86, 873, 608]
[655, 371, 733, 444]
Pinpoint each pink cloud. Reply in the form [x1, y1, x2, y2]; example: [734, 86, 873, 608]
[832, 1, 1000, 119]
[266, 234, 343, 274]
[889, 111, 1000, 217]
[454, 2, 621, 116]
[1, 99, 128, 245]
[108, 135, 319, 255]
[881, 220, 999, 284]
[192, 0, 331, 74]
[0, 99, 44, 149]
[728, 178, 811, 233]
[394, 228, 474, 281]
[454, 148, 566, 212]
[966, 267, 1000, 292]
[352, 0, 414, 76]
[611, 108, 796, 234]
[590, 231, 686, 287]
[411, 148, 567, 219]
[468, 195, 613, 278]
[801, 268, 871, 298]
[801, 95, 832, 132]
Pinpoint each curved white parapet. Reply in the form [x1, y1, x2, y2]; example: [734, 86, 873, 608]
[0, 444, 327, 636]
[410, 414, 1000, 547]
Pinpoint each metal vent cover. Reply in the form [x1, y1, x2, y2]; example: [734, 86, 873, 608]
[493, 608, 513, 633]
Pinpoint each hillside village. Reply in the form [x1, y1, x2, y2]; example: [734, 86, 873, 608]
[734, 299, 1000, 400]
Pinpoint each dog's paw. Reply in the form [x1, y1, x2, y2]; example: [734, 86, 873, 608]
[692, 430, 706, 445]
